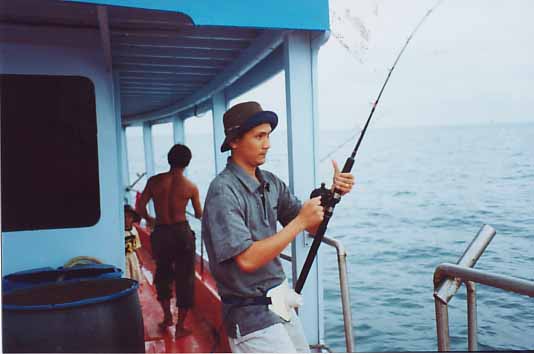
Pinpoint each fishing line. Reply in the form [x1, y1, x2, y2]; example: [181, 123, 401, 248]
[295, 0, 444, 294]
[125, 171, 146, 192]
[320, 127, 361, 163]
[320, 1, 444, 163]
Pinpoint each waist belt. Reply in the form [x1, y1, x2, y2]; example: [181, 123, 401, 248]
[221, 295, 272, 306]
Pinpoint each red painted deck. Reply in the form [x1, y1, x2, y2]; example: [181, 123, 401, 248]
[135, 224, 231, 353]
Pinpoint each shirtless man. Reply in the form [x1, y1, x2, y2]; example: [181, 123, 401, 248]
[137, 144, 202, 338]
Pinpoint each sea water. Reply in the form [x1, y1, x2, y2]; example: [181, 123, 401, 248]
[127, 122, 533, 352]
[317, 123, 534, 352]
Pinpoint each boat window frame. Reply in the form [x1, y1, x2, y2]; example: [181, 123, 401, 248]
[1, 74, 101, 232]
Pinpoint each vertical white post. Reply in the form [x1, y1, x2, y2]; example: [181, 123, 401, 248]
[212, 91, 228, 175]
[284, 31, 323, 346]
[173, 114, 185, 144]
[142, 121, 155, 215]
[120, 125, 130, 203]
[143, 121, 156, 177]
[112, 73, 130, 205]
[173, 113, 189, 177]
[113, 72, 127, 272]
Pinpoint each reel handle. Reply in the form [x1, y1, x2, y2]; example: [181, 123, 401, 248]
[310, 183, 332, 207]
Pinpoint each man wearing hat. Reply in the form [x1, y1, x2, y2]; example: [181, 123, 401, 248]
[202, 101, 355, 352]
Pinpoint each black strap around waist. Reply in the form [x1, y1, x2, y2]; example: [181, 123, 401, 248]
[221, 295, 272, 306]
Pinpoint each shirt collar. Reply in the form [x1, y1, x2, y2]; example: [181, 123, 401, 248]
[226, 158, 265, 193]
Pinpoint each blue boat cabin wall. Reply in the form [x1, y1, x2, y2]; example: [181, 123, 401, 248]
[69, 0, 329, 31]
[1, 25, 125, 275]
[1, 0, 330, 347]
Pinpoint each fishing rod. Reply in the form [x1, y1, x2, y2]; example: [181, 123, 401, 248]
[125, 171, 146, 192]
[295, 0, 443, 294]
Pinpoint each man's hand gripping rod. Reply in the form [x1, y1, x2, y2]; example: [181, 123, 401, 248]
[294, 159, 354, 294]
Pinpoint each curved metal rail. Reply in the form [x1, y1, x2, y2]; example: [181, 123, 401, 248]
[280, 235, 356, 352]
[433, 225, 534, 351]
[297, 234, 355, 352]
[319, 235, 355, 353]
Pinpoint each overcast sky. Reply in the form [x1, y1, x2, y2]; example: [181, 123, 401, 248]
[185, 0, 534, 134]
[318, 0, 534, 130]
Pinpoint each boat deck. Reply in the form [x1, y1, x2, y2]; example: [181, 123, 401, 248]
[135, 225, 230, 353]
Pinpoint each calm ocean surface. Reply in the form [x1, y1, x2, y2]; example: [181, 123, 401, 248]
[127, 122, 534, 352]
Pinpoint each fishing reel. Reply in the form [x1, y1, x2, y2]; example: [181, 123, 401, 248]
[310, 183, 333, 208]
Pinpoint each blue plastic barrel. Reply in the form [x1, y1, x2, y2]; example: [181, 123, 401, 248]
[2, 278, 144, 353]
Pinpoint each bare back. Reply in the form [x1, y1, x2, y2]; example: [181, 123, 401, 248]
[143, 170, 202, 225]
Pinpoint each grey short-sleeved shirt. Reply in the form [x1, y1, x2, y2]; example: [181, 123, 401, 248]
[201, 159, 302, 337]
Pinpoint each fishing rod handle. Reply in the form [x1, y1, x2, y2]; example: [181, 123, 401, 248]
[295, 175, 348, 292]
[294, 213, 332, 294]
[295, 151, 354, 292]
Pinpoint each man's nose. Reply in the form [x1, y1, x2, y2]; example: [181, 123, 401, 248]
[263, 137, 270, 149]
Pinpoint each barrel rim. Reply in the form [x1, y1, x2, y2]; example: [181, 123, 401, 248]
[3, 278, 139, 311]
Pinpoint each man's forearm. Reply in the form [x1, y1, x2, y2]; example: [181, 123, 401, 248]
[136, 204, 154, 223]
[136, 205, 148, 219]
[235, 217, 306, 273]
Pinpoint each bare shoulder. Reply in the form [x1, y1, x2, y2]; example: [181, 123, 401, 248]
[144, 175, 155, 189]
[184, 176, 199, 193]
[146, 173, 168, 192]
[149, 172, 168, 183]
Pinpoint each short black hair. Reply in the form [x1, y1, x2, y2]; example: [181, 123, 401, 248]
[124, 205, 140, 222]
[167, 144, 191, 168]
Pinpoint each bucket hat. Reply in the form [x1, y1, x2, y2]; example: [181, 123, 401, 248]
[220, 101, 278, 152]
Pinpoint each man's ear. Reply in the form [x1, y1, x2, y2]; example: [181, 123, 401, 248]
[229, 137, 240, 150]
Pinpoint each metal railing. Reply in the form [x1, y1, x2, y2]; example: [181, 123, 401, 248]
[320, 235, 355, 353]
[433, 224, 534, 351]
[291, 234, 354, 352]
[281, 235, 355, 352]
[186, 210, 205, 274]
